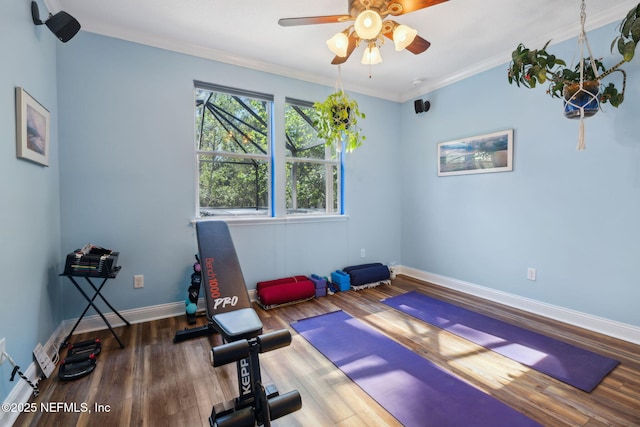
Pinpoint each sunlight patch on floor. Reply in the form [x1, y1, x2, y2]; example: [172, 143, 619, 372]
[437, 329, 531, 390]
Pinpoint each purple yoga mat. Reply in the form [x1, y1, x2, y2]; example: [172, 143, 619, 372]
[382, 291, 620, 392]
[292, 310, 541, 427]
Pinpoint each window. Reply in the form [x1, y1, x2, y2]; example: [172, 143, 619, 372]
[195, 82, 273, 217]
[285, 98, 342, 215]
[194, 83, 343, 219]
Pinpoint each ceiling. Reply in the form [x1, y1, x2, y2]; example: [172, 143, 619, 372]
[46, 0, 638, 102]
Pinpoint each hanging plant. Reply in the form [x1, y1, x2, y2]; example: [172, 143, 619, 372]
[612, 3, 640, 62]
[314, 89, 365, 153]
[313, 67, 366, 153]
[549, 58, 625, 108]
[507, 2, 640, 109]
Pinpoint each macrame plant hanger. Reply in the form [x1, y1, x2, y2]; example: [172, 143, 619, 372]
[333, 65, 346, 153]
[566, 0, 601, 151]
[335, 64, 345, 95]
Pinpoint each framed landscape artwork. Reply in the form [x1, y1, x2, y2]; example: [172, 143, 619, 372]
[16, 87, 50, 166]
[438, 129, 513, 177]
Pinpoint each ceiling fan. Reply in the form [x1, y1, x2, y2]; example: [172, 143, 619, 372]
[278, 0, 449, 65]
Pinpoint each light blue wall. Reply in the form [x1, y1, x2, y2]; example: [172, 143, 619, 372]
[400, 22, 640, 327]
[0, 1, 62, 402]
[55, 33, 402, 318]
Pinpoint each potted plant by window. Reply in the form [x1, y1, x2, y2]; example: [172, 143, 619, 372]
[313, 89, 366, 153]
[507, 2, 639, 116]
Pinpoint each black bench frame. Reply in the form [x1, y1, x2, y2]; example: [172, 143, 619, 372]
[174, 221, 301, 426]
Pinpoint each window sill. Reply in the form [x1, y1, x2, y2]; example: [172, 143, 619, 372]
[191, 214, 349, 227]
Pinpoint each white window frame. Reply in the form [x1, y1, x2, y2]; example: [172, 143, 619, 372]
[285, 98, 342, 216]
[195, 81, 274, 218]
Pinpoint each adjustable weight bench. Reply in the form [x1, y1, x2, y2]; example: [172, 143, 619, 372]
[176, 221, 301, 426]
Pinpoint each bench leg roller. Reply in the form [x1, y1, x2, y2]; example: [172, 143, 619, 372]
[212, 329, 292, 367]
[268, 390, 302, 421]
[211, 340, 250, 367]
[210, 406, 254, 427]
[257, 329, 291, 354]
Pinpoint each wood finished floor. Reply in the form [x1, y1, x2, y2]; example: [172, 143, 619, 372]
[14, 276, 640, 426]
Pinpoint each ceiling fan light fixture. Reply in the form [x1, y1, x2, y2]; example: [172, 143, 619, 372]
[393, 24, 417, 51]
[354, 10, 383, 40]
[361, 43, 382, 65]
[326, 31, 349, 57]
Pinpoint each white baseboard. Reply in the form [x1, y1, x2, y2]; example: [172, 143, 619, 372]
[399, 265, 640, 345]
[61, 291, 258, 336]
[61, 300, 189, 336]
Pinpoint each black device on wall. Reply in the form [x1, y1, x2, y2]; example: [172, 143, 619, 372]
[31, 1, 81, 43]
[414, 99, 431, 114]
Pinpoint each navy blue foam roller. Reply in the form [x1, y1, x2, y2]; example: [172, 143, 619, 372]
[347, 265, 390, 287]
[343, 263, 383, 274]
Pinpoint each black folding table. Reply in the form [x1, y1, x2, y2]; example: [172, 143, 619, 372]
[60, 266, 130, 348]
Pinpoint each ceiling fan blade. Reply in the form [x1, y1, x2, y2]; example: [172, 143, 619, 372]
[278, 15, 352, 27]
[383, 23, 431, 55]
[331, 32, 359, 65]
[388, 0, 449, 16]
[405, 35, 431, 54]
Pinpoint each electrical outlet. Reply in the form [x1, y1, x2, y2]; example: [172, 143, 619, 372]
[134, 274, 144, 288]
[527, 267, 537, 281]
[0, 338, 6, 365]
[360, 248, 366, 258]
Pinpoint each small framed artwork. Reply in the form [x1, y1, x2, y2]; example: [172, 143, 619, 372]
[15, 87, 50, 166]
[438, 129, 513, 177]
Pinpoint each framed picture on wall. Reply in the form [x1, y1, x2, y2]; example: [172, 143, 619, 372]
[15, 87, 50, 167]
[438, 129, 513, 177]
